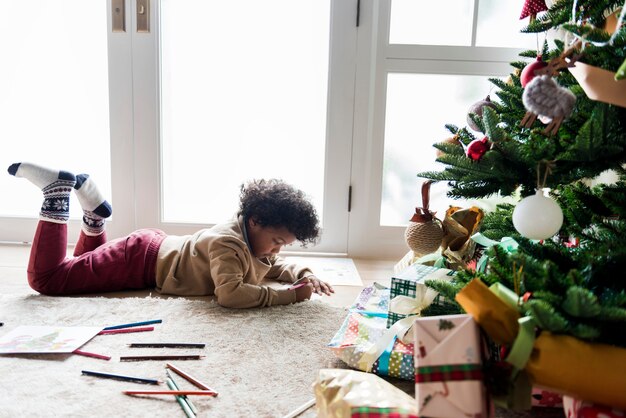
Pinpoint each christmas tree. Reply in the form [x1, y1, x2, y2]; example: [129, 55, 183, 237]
[420, 0, 626, 348]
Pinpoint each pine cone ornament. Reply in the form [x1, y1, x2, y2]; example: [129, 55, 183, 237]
[404, 181, 444, 255]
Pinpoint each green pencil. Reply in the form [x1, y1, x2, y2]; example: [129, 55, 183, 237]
[166, 369, 198, 414]
[166, 378, 196, 418]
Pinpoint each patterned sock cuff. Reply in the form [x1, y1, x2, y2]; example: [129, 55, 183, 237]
[40, 179, 74, 223]
[81, 211, 106, 236]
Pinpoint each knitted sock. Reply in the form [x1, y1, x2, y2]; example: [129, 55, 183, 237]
[8, 162, 76, 223]
[74, 174, 112, 236]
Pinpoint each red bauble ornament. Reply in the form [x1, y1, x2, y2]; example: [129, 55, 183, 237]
[466, 137, 490, 161]
[521, 56, 548, 87]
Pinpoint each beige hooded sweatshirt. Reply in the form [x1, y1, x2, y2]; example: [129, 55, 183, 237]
[155, 216, 313, 308]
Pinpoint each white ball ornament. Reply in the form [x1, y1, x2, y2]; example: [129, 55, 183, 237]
[513, 189, 563, 240]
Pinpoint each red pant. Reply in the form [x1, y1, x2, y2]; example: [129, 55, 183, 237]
[27, 221, 166, 295]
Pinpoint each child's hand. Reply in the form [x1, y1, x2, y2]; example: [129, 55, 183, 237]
[306, 276, 334, 296]
[294, 282, 314, 302]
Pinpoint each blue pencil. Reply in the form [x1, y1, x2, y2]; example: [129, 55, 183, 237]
[350, 309, 388, 318]
[103, 319, 162, 330]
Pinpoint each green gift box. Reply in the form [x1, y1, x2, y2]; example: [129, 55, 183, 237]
[387, 263, 456, 328]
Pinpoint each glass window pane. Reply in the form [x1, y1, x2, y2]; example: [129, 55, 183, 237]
[475, 0, 538, 48]
[0, 2, 111, 220]
[381, 73, 506, 226]
[389, 0, 474, 46]
[160, 0, 330, 225]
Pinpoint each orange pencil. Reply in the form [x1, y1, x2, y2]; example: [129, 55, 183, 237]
[166, 362, 218, 395]
[123, 390, 217, 397]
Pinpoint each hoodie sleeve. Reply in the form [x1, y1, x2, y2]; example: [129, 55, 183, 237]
[210, 243, 296, 308]
[264, 255, 315, 284]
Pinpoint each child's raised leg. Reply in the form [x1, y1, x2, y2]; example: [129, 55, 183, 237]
[73, 173, 112, 255]
[8, 162, 76, 292]
[8, 162, 164, 295]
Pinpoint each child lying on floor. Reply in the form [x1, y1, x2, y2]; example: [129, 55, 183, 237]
[7, 162, 333, 308]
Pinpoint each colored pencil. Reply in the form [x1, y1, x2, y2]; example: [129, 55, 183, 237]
[282, 398, 315, 418]
[120, 355, 204, 362]
[103, 319, 162, 330]
[290, 276, 309, 286]
[98, 326, 154, 335]
[128, 343, 206, 348]
[167, 379, 196, 417]
[166, 362, 217, 394]
[73, 349, 111, 360]
[123, 390, 217, 396]
[288, 283, 306, 290]
[165, 369, 198, 414]
[81, 370, 161, 385]
[166, 376, 196, 418]
[350, 309, 388, 318]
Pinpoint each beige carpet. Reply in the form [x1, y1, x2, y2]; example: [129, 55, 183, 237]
[0, 294, 347, 418]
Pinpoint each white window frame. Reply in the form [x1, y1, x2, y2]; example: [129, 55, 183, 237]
[347, 0, 523, 258]
[130, 0, 358, 255]
[0, 1, 135, 244]
[1, 0, 531, 261]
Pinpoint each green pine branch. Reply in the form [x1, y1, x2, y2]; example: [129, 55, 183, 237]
[419, 0, 626, 347]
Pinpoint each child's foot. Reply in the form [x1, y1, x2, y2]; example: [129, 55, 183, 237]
[8, 162, 75, 190]
[74, 174, 112, 235]
[7, 162, 76, 223]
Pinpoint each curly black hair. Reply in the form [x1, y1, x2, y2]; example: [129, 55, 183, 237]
[238, 179, 320, 246]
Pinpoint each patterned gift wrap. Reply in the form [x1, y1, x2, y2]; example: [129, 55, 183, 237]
[387, 263, 456, 328]
[329, 310, 414, 381]
[328, 284, 415, 381]
[413, 314, 488, 418]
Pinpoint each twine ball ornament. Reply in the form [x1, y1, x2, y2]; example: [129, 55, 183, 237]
[466, 136, 491, 161]
[466, 95, 497, 131]
[521, 56, 548, 87]
[513, 189, 563, 239]
[404, 181, 444, 255]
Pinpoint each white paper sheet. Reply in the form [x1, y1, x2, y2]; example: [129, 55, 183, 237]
[0, 325, 103, 354]
[284, 257, 363, 286]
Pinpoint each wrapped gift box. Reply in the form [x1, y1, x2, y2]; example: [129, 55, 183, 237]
[457, 279, 626, 410]
[413, 313, 488, 418]
[388, 263, 456, 328]
[314, 369, 418, 418]
[328, 283, 415, 381]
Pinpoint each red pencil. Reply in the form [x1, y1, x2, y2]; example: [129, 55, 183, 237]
[123, 390, 217, 396]
[166, 362, 218, 394]
[73, 349, 111, 361]
[98, 326, 154, 335]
